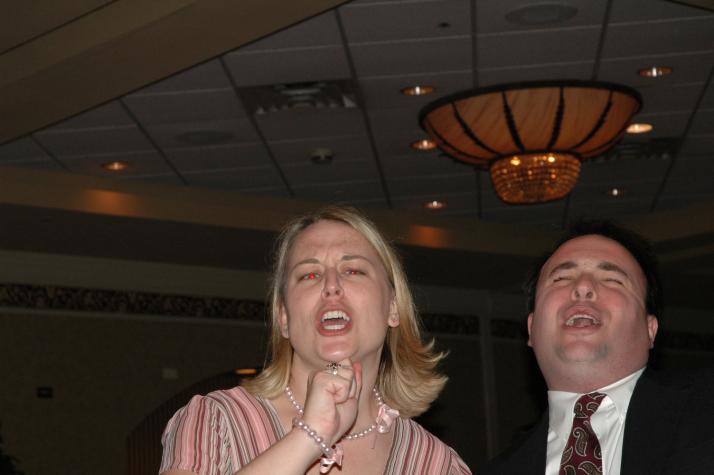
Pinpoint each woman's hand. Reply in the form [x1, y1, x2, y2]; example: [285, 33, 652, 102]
[301, 358, 363, 446]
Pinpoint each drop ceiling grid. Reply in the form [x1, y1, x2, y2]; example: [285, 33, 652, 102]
[1, 0, 713, 223]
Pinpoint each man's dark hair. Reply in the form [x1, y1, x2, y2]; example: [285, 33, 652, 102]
[524, 220, 662, 319]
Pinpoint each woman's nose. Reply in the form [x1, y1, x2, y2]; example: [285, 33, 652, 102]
[322, 269, 343, 298]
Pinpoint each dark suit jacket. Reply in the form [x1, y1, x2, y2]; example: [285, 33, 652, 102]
[478, 368, 714, 474]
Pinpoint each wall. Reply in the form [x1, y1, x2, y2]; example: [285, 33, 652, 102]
[0, 251, 712, 474]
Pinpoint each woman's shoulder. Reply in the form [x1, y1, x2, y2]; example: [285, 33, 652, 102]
[190, 386, 270, 414]
[394, 418, 472, 474]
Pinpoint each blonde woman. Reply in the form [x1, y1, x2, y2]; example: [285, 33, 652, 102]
[160, 206, 471, 475]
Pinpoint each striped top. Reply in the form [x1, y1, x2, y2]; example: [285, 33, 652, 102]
[160, 386, 471, 475]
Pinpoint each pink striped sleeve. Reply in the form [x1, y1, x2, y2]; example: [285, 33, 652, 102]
[159, 388, 280, 475]
[159, 394, 231, 475]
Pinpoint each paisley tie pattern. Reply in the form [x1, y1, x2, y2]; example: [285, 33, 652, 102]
[559, 392, 606, 475]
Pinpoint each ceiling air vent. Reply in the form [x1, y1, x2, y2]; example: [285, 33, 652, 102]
[240, 80, 357, 115]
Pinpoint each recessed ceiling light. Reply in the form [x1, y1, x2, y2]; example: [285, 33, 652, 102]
[607, 187, 623, 197]
[505, 3, 578, 26]
[102, 161, 128, 171]
[424, 200, 447, 210]
[411, 138, 437, 151]
[626, 123, 653, 134]
[401, 85, 435, 96]
[638, 66, 673, 78]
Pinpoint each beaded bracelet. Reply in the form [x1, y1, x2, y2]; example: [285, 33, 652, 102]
[292, 417, 334, 458]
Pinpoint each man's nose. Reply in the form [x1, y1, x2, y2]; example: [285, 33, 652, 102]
[571, 274, 596, 300]
[322, 269, 343, 298]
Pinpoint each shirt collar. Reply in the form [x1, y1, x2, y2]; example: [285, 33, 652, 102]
[547, 367, 645, 436]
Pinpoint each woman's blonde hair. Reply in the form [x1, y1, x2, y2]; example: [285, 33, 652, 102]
[243, 205, 447, 418]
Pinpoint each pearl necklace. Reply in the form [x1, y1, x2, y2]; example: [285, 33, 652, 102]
[284, 386, 385, 440]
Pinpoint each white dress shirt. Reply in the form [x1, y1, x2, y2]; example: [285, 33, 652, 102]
[544, 368, 645, 475]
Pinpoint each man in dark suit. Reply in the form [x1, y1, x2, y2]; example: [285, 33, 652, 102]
[480, 221, 714, 475]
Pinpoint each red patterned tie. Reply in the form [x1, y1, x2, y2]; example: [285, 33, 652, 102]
[559, 392, 606, 475]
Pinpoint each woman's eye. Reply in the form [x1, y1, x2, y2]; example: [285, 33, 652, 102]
[552, 276, 569, 283]
[345, 268, 364, 276]
[604, 278, 623, 285]
[300, 272, 320, 281]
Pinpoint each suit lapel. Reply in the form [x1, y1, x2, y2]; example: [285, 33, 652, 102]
[510, 413, 549, 474]
[621, 369, 686, 474]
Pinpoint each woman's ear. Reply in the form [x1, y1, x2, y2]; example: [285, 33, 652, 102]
[279, 304, 289, 338]
[387, 298, 399, 327]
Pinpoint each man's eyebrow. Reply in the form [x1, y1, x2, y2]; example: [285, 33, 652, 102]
[598, 261, 629, 277]
[546, 261, 577, 277]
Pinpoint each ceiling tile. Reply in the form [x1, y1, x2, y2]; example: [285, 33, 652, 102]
[569, 179, 661, 203]
[372, 132, 432, 159]
[568, 199, 653, 220]
[637, 82, 705, 114]
[393, 191, 478, 212]
[269, 135, 372, 166]
[478, 27, 600, 69]
[164, 143, 272, 172]
[137, 60, 233, 93]
[124, 89, 247, 124]
[292, 179, 385, 202]
[478, 61, 594, 86]
[48, 100, 134, 130]
[381, 152, 474, 179]
[144, 119, 260, 149]
[239, 11, 342, 51]
[359, 71, 473, 109]
[256, 108, 366, 142]
[183, 166, 286, 191]
[0, 159, 63, 171]
[603, 16, 714, 58]
[598, 51, 714, 88]
[578, 156, 671, 186]
[34, 126, 154, 157]
[630, 111, 691, 137]
[340, 0, 471, 43]
[350, 37, 472, 78]
[0, 136, 50, 162]
[690, 107, 714, 135]
[368, 106, 423, 136]
[282, 159, 380, 186]
[609, 0, 713, 22]
[224, 47, 351, 87]
[477, 0, 605, 33]
[679, 134, 714, 155]
[388, 172, 476, 197]
[481, 198, 565, 225]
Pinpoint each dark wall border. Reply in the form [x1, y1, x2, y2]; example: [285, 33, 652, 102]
[1, 283, 711, 351]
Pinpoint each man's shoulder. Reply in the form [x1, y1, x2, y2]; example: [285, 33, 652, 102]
[637, 366, 714, 391]
[477, 414, 548, 475]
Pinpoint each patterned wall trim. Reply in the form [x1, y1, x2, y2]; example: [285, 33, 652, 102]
[1, 283, 711, 351]
[0, 283, 266, 321]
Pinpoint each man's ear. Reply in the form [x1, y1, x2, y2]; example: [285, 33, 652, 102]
[646, 315, 658, 349]
[527, 313, 534, 348]
[279, 304, 289, 338]
[387, 297, 399, 328]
